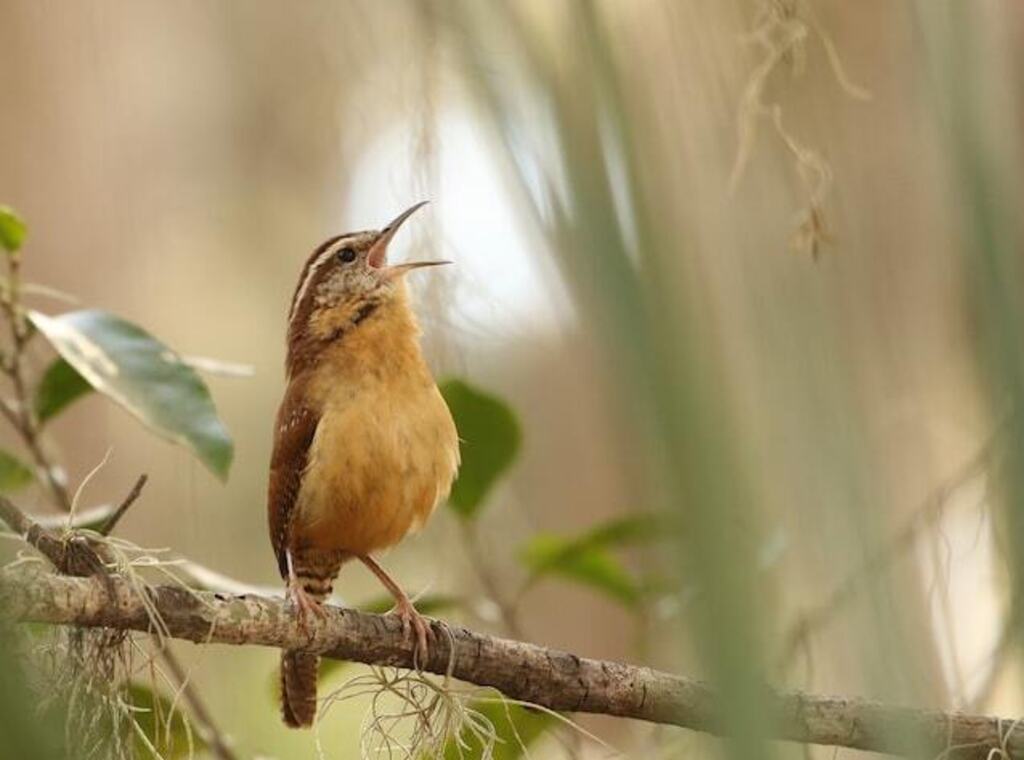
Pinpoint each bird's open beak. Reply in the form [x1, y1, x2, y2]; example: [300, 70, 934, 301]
[367, 201, 451, 276]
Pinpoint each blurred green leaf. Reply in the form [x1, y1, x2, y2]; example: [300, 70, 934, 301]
[578, 513, 663, 547]
[444, 700, 555, 760]
[440, 379, 521, 519]
[129, 683, 204, 759]
[358, 592, 461, 617]
[521, 534, 641, 606]
[518, 514, 661, 607]
[29, 309, 234, 480]
[0, 205, 26, 253]
[0, 450, 33, 493]
[34, 357, 92, 424]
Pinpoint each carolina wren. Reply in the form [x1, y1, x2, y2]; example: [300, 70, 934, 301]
[267, 202, 459, 728]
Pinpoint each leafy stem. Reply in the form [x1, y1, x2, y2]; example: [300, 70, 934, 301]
[0, 251, 71, 511]
[0, 205, 239, 760]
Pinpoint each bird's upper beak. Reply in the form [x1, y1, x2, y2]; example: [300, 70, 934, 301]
[367, 201, 450, 277]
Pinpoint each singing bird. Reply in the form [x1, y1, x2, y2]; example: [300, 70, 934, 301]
[268, 202, 459, 728]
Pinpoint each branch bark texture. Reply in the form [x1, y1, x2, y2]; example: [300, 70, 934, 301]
[2, 564, 1021, 759]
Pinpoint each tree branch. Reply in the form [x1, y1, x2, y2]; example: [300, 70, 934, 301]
[0, 495, 238, 760]
[2, 564, 1021, 759]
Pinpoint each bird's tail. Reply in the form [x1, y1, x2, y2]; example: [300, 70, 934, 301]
[280, 649, 319, 728]
[279, 564, 340, 728]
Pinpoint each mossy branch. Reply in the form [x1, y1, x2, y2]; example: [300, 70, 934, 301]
[0, 562, 1021, 759]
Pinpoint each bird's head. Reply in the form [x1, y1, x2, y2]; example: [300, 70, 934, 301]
[287, 201, 446, 334]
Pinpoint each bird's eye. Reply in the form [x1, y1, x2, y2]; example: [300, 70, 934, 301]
[337, 247, 357, 264]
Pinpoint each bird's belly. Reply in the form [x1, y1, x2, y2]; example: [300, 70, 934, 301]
[292, 385, 458, 557]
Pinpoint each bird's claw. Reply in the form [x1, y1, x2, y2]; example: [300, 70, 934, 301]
[394, 598, 433, 666]
[287, 581, 325, 631]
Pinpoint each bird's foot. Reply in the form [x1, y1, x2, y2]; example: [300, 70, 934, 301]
[286, 579, 326, 630]
[394, 596, 433, 666]
[357, 554, 434, 665]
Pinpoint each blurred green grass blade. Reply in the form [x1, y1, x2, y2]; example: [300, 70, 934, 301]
[129, 682, 205, 759]
[0, 627, 66, 758]
[920, 2, 1024, 674]
[34, 357, 92, 424]
[0, 449, 33, 492]
[443, 700, 555, 760]
[440, 379, 521, 519]
[453, 4, 776, 755]
[0, 205, 26, 253]
[29, 309, 234, 480]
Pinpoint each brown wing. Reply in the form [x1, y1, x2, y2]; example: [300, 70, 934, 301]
[268, 382, 319, 579]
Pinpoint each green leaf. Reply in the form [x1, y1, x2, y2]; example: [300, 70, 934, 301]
[180, 355, 255, 377]
[0, 450, 33, 493]
[440, 379, 521, 519]
[129, 683, 204, 759]
[521, 534, 641, 607]
[0, 206, 26, 253]
[33, 355, 252, 426]
[443, 700, 555, 760]
[578, 513, 664, 547]
[29, 309, 234, 479]
[517, 514, 662, 607]
[34, 357, 92, 424]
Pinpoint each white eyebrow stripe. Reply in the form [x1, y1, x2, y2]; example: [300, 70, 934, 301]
[288, 239, 352, 323]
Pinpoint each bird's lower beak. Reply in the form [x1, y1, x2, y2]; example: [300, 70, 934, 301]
[367, 201, 450, 277]
[382, 259, 452, 280]
[367, 201, 429, 269]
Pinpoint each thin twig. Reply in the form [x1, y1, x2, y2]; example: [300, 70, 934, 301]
[0, 250, 72, 511]
[99, 474, 149, 537]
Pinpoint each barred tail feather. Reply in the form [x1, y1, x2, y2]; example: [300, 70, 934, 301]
[281, 650, 319, 728]
[279, 567, 339, 728]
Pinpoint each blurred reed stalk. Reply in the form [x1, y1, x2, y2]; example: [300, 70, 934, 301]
[447, 2, 777, 756]
[918, 0, 1024, 677]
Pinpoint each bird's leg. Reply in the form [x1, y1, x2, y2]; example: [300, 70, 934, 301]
[358, 555, 432, 664]
[286, 549, 326, 628]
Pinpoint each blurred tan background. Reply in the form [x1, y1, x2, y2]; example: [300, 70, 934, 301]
[2, 1, 1024, 758]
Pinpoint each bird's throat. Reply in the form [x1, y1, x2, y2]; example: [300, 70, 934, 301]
[286, 284, 421, 380]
